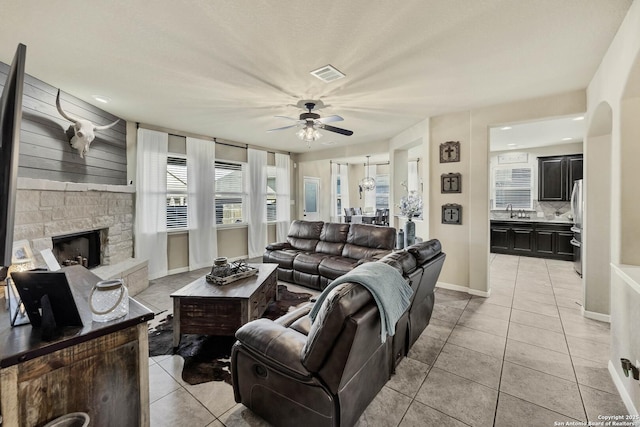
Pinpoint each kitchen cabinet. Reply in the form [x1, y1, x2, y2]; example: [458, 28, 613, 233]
[538, 154, 583, 201]
[490, 221, 574, 261]
[490, 221, 534, 254]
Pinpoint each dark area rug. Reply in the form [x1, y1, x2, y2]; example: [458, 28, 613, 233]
[148, 284, 312, 385]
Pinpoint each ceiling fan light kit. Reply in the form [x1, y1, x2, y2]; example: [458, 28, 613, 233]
[267, 101, 353, 147]
[296, 124, 322, 146]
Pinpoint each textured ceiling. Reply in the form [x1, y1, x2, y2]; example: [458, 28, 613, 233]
[0, 0, 632, 153]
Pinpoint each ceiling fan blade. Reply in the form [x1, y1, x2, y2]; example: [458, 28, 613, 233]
[321, 124, 353, 136]
[316, 115, 344, 124]
[274, 115, 303, 122]
[267, 124, 300, 132]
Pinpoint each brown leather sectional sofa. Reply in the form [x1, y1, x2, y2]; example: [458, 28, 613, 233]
[232, 238, 446, 427]
[263, 220, 397, 290]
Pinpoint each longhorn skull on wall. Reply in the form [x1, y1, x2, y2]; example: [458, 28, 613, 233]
[55, 89, 120, 158]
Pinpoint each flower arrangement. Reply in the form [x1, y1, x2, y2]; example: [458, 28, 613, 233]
[398, 182, 423, 219]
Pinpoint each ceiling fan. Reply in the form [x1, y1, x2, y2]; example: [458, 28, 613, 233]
[267, 102, 353, 146]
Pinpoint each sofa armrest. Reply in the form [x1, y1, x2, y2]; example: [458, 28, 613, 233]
[266, 241, 292, 251]
[235, 319, 310, 377]
[274, 303, 313, 328]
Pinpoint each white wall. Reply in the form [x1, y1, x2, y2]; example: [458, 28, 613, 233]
[586, 0, 640, 414]
[412, 92, 586, 293]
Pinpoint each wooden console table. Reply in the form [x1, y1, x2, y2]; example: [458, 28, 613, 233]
[0, 265, 154, 427]
[171, 263, 277, 347]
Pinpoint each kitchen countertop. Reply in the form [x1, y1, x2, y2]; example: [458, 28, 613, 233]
[490, 217, 573, 224]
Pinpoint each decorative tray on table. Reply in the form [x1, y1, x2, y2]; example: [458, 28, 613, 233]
[206, 259, 258, 285]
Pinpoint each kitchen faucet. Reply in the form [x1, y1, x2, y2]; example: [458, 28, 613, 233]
[506, 204, 516, 218]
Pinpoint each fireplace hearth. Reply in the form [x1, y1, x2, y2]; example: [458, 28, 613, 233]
[52, 230, 103, 269]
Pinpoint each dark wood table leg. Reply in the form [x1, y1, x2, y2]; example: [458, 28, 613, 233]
[172, 297, 181, 349]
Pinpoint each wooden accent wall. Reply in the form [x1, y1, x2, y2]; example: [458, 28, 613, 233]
[0, 62, 127, 185]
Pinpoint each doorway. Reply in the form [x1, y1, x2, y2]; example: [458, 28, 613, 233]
[303, 177, 320, 220]
[488, 116, 585, 288]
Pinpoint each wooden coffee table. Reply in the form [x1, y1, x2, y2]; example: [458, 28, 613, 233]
[170, 263, 278, 347]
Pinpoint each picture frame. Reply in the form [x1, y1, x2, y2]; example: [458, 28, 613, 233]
[441, 173, 462, 193]
[442, 203, 462, 225]
[439, 141, 460, 163]
[11, 239, 33, 265]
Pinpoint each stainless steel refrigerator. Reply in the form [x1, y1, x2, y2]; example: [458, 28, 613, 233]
[570, 179, 583, 276]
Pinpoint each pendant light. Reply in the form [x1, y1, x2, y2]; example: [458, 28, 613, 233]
[360, 156, 376, 191]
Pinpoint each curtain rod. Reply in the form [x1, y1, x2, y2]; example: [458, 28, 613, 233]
[137, 123, 291, 156]
[330, 160, 389, 166]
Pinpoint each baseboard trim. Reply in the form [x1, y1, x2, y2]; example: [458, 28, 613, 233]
[436, 281, 491, 298]
[582, 308, 611, 323]
[608, 360, 639, 416]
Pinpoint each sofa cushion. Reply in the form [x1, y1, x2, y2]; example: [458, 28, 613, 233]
[268, 249, 302, 269]
[407, 239, 442, 265]
[379, 250, 417, 275]
[318, 256, 359, 280]
[347, 224, 396, 250]
[302, 283, 373, 373]
[293, 271, 321, 290]
[315, 223, 349, 255]
[265, 242, 291, 251]
[320, 223, 350, 243]
[293, 252, 330, 274]
[342, 244, 390, 261]
[316, 241, 345, 256]
[287, 220, 324, 251]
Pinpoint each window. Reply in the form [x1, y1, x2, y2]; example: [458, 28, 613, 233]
[493, 166, 533, 209]
[215, 161, 246, 225]
[166, 156, 188, 230]
[267, 166, 276, 222]
[375, 174, 390, 210]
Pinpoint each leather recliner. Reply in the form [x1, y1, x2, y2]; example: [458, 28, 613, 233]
[232, 239, 446, 427]
[264, 220, 397, 290]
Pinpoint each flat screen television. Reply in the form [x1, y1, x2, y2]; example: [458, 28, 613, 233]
[0, 43, 26, 281]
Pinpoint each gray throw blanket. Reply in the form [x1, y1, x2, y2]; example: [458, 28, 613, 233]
[309, 262, 413, 343]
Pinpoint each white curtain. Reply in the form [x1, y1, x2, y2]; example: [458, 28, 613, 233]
[364, 164, 377, 211]
[408, 160, 419, 193]
[340, 164, 350, 215]
[330, 162, 339, 222]
[275, 153, 291, 242]
[248, 148, 267, 258]
[187, 137, 217, 270]
[135, 128, 168, 280]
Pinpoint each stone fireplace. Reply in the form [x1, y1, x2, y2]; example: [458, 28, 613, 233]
[13, 178, 134, 265]
[11, 178, 149, 296]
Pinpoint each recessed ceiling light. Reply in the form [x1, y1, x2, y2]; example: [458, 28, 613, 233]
[321, 141, 335, 146]
[92, 95, 111, 103]
[501, 126, 512, 130]
[310, 65, 346, 83]
[562, 137, 572, 141]
[573, 116, 585, 121]
[507, 143, 517, 146]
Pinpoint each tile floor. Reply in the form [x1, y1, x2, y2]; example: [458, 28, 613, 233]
[135, 255, 631, 426]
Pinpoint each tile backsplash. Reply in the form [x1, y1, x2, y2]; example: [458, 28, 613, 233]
[490, 200, 572, 220]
